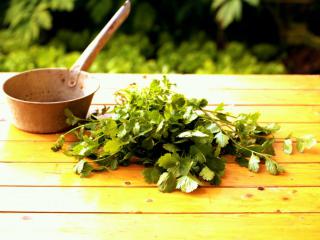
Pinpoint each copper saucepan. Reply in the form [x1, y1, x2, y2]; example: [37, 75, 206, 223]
[2, 0, 131, 133]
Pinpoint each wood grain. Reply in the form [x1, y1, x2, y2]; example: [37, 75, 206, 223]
[0, 187, 319, 213]
[0, 213, 319, 240]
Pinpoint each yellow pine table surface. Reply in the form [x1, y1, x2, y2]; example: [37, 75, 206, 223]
[0, 73, 320, 240]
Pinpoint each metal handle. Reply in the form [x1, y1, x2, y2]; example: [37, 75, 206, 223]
[68, 0, 131, 87]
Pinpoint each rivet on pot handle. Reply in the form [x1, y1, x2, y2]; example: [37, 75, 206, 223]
[68, 0, 131, 87]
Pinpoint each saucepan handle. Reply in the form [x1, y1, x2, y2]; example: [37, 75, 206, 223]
[68, 0, 131, 87]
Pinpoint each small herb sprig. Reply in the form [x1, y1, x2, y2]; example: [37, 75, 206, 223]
[52, 77, 317, 193]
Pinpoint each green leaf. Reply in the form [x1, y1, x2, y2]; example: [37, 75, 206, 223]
[163, 143, 179, 153]
[199, 166, 215, 181]
[156, 120, 165, 133]
[65, 108, 81, 126]
[214, 103, 225, 111]
[157, 172, 177, 193]
[177, 130, 208, 138]
[198, 99, 208, 108]
[51, 135, 65, 152]
[171, 93, 186, 108]
[215, 0, 242, 28]
[133, 122, 140, 135]
[206, 156, 226, 173]
[190, 145, 206, 163]
[143, 167, 161, 184]
[283, 138, 293, 155]
[67, 140, 98, 157]
[248, 154, 260, 173]
[108, 159, 118, 170]
[235, 156, 248, 167]
[73, 160, 94, 177]
[206, 123, 220, 134]
[214, 132, 229, 147]
[244, 0, 260, 7]
[182, 106, 198, 124]
[103, 138, 123, 155]
[104, 119, 118, 137]
[265, 158, 284, 175]
[263, 123, 281, 134]
[178, 157, 194, 176]
[214, 146, 221, 157]
[212, 0, 227, 10]
[296, 134, 317, 153]
[176, 175, 199, 193]
[142, 138, 155, 150]
[261, 139, 276, 156]
[157, 153, 179, 169]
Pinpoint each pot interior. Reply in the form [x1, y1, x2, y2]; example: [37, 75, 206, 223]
[3, 68, 99, 103]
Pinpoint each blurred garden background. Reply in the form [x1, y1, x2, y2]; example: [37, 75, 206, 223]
[0, 0, 319, 74]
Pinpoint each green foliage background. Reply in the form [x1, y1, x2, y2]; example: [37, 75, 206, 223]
[1, 0, 318, 74]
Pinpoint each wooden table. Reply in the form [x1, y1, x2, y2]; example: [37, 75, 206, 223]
[0, 73, 319, 239]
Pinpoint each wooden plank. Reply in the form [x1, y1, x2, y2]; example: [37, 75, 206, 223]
[222, 105, 320, 123]
[0, 187, 319, 213]
[1, 74, 320, 90]
[1, 140, 319, 163]
[0, 141, 74, 163]
[0, 121, 319, 141]
[91, 89, 320, 105]
[0, 213, 319, 240]
[276, 123, 320, 139]
[0, 163, 319, 187]
[0, 122, 68, 141]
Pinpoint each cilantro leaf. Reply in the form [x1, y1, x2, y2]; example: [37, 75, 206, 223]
[163, 143, 180, 153]
[73, 160, 94, 177]
[264, 123, 281, 134]
[283, 138, 293, 155]
[143, 167, 161, 184]
[103, 138, 123, 155]
[206, 123, 220, 134]
[183, 106, 198, 124]
[235, 156, 248, 167]
[157, 172, 177, 193]
[104, 119, 118, 137]
[214, 103, 225, 111]
[176, 175, 199, 193]
[214, 131, 229, 147]
[189, 145, 206, 163]
[65, 108, 81, 126]
[199, 166, 215, 181]
[296, 134, 317, 153]
[265, 158, 284, 175]
[157, 153, 179, 169]
[248, 154, 260, 173]
[51, 135, 65, 152]
[177, 130, 208, 138]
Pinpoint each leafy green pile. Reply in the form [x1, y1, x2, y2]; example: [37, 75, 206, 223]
[52, 77, 316, 193]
